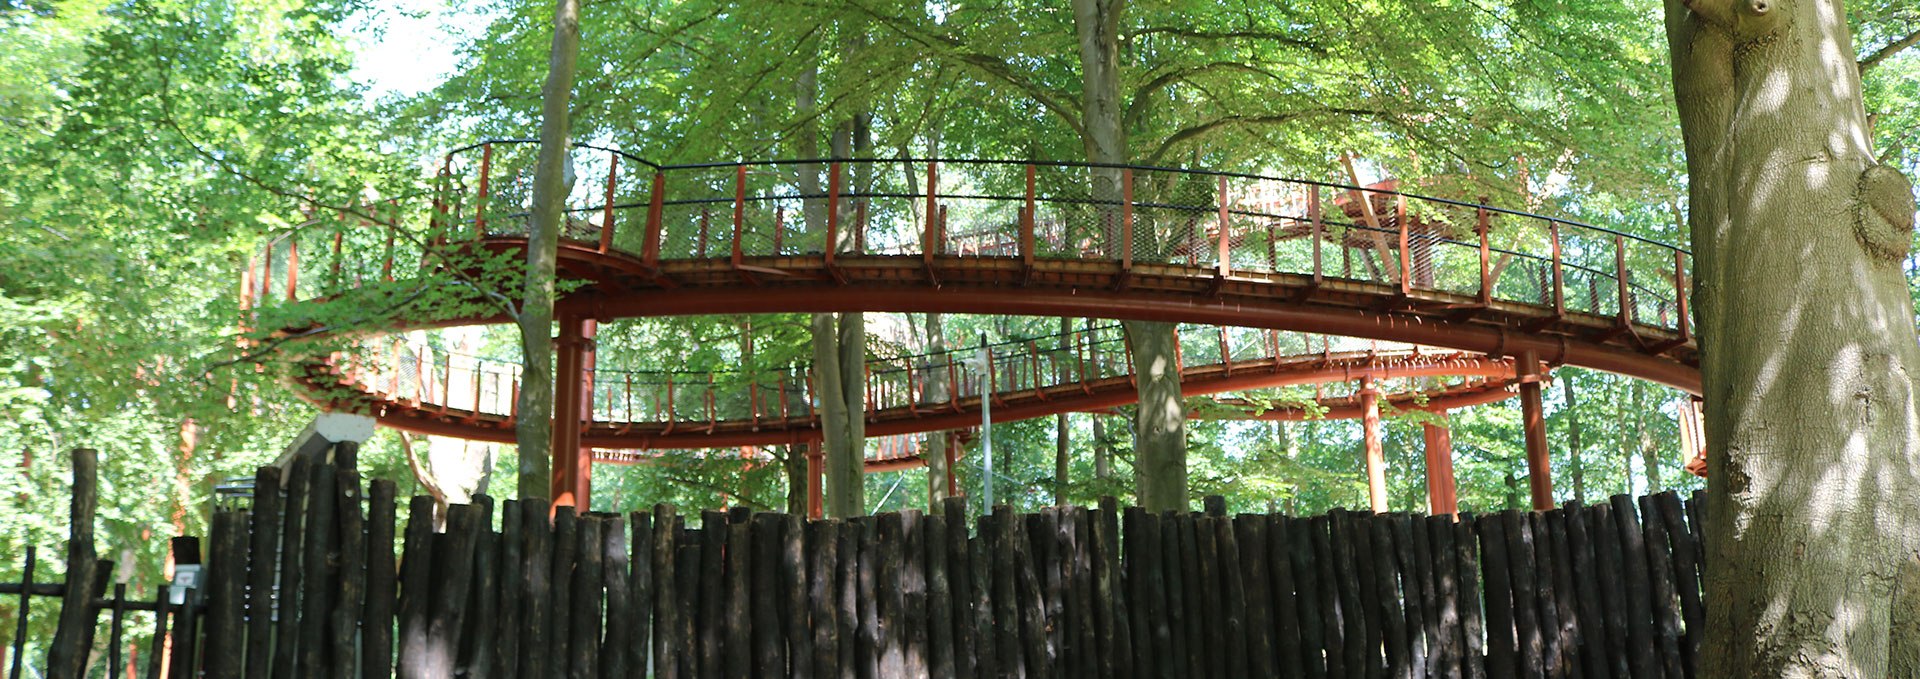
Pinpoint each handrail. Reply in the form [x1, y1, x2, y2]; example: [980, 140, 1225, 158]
[440, 139, 1688, 254]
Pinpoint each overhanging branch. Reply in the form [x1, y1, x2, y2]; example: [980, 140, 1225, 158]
[1125, 26, 1325, 55]
[1860, 27, 1920, 74]
[1143, 108, 1391, 165]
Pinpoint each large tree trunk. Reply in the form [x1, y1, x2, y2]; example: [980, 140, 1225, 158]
[795, 56, 871, 519]
[1667, 0, 1920, 673]
[1073, 0, 1188, 513]
[513, 0, 580, 501]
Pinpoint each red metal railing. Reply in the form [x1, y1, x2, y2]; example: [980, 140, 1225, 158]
[325, 322, 1502, 441]
[255, 141, 1693, 341]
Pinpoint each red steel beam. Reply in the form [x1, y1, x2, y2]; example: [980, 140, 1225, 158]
[1361, 376, 1387, 513]
[1424, 416, 1459, 517]
[569, 282, 1699, 394]
[1519, 349, 1553, 510]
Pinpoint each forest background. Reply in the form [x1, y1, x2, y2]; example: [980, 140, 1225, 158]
[0, 0, 1915, 611]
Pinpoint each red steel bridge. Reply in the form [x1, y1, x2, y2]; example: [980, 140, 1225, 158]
[250, 140, 1698, 513]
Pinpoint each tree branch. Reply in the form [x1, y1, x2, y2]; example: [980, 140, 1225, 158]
[1860, 26, 1920, 74]
[1143, 108, 1390, 165]
[831, 0, 1087, 138]
[1125, 61, 1285, 129]
[1125, 26, 1324, 54]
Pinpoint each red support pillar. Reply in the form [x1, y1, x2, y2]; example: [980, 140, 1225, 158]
[551, 314, 597, 509]
[1519, 349, 1554, 510]
[945, 432, 960, 498]
[806, 442, 824, 520]
[1423, 412, 1459, 517]
[1361, 375, 1387, 513]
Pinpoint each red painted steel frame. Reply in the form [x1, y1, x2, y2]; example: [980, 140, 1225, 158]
[1423, 419, 1459, 516]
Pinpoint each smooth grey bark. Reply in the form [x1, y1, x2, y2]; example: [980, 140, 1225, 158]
[1667, 0, 1920, 673]
[1073, 0, 1188, 513]
[1565, 372, 1585, 504]
[1054, 318, 1072, 505]
[784, 446, 808, 516]
[1125, 321, 1186, 511]
[513, 0, 580, 501]
[1633, 381, 1662, 493]
[1091, 414, 1111, 481]
[795, 56, 871, 519]
[924, 313, 951, 508]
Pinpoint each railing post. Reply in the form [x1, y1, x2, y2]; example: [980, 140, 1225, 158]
[923, 161, 940, 263]
[431, 161, 450, 240]
[856, 200, 868, 254]
[1121, 168, 1135, 269]
[1216, 175, 1232, 278]
[773, 206, 786, 254]
[473, 143, 493, 239]
[1477, 199, 1492, 306]
[1311, 185, 1324, 285]
[705, 373, 716, 427]
[598, 150, 619, 253]
[642, 171, 665, 269]
[1615, 234, 1632, 326]
[1674, 249, 1691, 341]
[1021, 164, 1036, 267]
[826, 162, 842, 266]
[330, 227, 344, 284]
[1218, 327, 1232, 375]
[698, 208, 711, 258]
[1549, 220, 1565, 316]
[286, 239, 299, 301]
[732, 164, 747, 267]
[1397, 193, 1410, 295]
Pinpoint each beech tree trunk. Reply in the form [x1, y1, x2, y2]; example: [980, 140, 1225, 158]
[1073, 0, 1188, 513]
[794, 55, 871, 518]
[1666, 0, 1920, 673]
[513, 0, 580, 501]
[1565, 372, 1585, 504]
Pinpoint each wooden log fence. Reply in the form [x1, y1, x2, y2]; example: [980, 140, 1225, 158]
[5, 450, 1712, 678]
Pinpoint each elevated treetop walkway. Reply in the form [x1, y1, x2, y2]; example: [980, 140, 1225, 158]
[254, 139, 1697, 510]
[297, 323, 1523, 451]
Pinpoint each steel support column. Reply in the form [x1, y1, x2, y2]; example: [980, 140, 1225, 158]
[806, 442, 824, 520]
[945, 432, 960, 498]
[1361, 375, 1387, 513]
[1423, 413, 1458, 517]
[551, 314, 597, 509]
[1519, 350, 1553, 510]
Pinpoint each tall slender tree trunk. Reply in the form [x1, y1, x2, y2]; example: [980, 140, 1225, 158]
[784, 446, 807, 516]
[1091, 415, 1111, 481]
[1633, 378, 1663, 494]
[924, 313, 951, 508]
[1054, 318, 1072, 505]
[513, 0, 580, 501]
[1565, 372, 1585, 504]
[1667, 0, 1920, 673]
[1073, 0, 1188, 513]
[794, 52, 872, 518]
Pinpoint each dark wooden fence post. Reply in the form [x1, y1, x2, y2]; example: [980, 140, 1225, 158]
[365, 480, 398, 679]
[243, 466, 282, 678]
[200, 510, 245, 678]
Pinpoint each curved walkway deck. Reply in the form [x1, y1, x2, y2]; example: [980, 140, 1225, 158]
[257, 140, 1695, 394]
[296, 324, 1519, 455]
